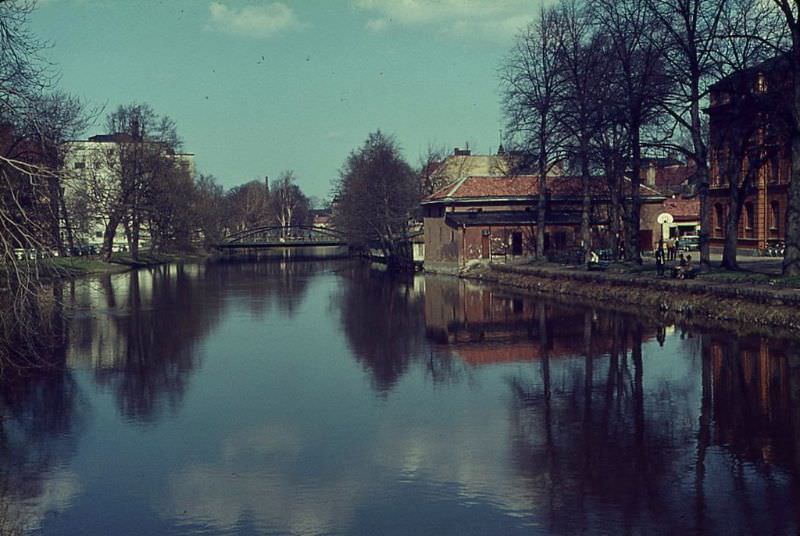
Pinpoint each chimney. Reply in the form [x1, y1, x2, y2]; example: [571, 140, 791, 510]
[646, 162, 656, 187]
[454, 147, 471, 156]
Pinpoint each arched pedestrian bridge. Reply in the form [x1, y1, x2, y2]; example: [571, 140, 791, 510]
[212, 225, 347, 251]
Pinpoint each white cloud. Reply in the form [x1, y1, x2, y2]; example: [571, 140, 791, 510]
[365, 18, 388, 32]
[354, 0, 537, 42]
[207, 2, 303, 39]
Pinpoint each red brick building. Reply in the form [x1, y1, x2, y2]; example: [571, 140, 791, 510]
[639, 158, 699, 242]
[421, 175, 665, 270]
[706, 55, 792, 253]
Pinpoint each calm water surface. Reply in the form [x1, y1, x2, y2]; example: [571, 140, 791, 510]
[3, 260, 799, 535]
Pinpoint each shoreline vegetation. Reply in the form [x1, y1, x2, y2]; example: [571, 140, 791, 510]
[1, 252, 210, 284]
[434, 261, 800, 333]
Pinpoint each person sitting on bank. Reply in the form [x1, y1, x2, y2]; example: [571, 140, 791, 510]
[674, 254, 696, 279]
[671, 253, 685, 278]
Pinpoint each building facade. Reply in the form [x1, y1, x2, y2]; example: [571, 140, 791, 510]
[706, 55, 791, 254]
[62, 134, 195, 250]
[421, 175, 665, 270]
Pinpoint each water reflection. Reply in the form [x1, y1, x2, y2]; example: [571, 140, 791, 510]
[0, 261, 798, 535]
[422, 276, 800, 534]
[337, 266, 460, 391]
[0, 367, 84, 533]
[67, 264, 221, 421]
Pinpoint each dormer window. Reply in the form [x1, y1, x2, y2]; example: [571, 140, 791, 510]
[755, 72, 768, 94]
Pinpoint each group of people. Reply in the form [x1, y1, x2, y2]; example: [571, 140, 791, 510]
[654, 239, 695, 279]
[663, 237, 679, 261]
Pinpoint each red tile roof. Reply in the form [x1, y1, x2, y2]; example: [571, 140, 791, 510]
[424, 175, 664, 203]
[661, 197, 700, 221]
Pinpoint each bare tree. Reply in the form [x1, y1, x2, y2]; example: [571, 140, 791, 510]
[224, 180, 269, 232]
[501, 6, 567, 260]
[593, 0, 672, 262]
[334, 131, 417, 270]
[593, 116, 630, 258]
[555, 0, 611, 264]
[0, 0, 48, 120]
[86, 103, 181, 260]
[270, 170, 309, 238]
[21, 92, 94, 254]
[644, 0, 728, 268]
[192, 174, 226, 246]
[417, 143, 448, 198]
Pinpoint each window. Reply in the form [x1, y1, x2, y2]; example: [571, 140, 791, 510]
[714, 204, 724, 234]
[744, 203, 755, 236]
[770, 201, 780, 231]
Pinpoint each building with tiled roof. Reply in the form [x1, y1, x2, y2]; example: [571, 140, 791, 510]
[421, 174, 665, 269]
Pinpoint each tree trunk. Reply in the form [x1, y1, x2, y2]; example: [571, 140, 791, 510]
[47, 177, 65, 255]
[721, 202, 742, 269]
[580, 137, 592, 266]
[626, 124, 642, 263]
[537, 140, 547, 260]
[697, 177, 711, 268]
[606, 160, 622, 260]
[58, 185, 74, 252]
[689, 68, 711, 269]
[784, 51, 800, 275]
[102, 212, 122, 261]
[785, 130, 800, 275]
[721, 169, 744, 270]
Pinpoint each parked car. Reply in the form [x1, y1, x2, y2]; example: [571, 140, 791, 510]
[71, 244, 98, 256]
[677, 235, 700, 251]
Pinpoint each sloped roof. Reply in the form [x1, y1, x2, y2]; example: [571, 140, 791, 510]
[661, 197, 700, 221]
[424, 175, 664, 204]
[445, 210, 603, 227]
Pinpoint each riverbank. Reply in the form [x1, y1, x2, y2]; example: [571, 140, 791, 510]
[40, 251, 209, 279]
[444, 261, 800, 332]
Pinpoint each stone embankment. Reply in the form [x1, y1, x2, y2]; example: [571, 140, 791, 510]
[453, 262, 800, 332]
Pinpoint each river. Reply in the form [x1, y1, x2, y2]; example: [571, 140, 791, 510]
[3, 259, 799, 535]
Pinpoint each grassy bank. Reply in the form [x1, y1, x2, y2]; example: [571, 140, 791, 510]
[28, 251, 209, 279]
[453, 261, 800, 332]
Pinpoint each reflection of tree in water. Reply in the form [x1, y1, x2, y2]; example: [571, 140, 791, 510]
[69, 264, 221, 421]
[695, 334, 800, 534]
[0, 363, 84, 532]
[68, 260, 324, 421]
[506, 309, 685, 534]
[336, 266, 453, 392]
[204, 259, 318, 318]
[506, 305, 800, 534]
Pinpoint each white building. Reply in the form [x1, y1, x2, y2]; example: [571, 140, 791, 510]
[62, 134, 195, 251]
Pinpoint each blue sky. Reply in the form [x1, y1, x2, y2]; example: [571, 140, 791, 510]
[31, 0, 541, 199]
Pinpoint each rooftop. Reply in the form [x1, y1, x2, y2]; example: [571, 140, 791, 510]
[423, 175, 665, 204]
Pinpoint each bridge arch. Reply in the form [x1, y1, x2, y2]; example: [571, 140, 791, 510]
[215, 224, 346, 248]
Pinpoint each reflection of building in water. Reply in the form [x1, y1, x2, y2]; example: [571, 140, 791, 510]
[423, 276, 654, 365]
[67, 264, 203, 368]
[704, 335, 800, 470]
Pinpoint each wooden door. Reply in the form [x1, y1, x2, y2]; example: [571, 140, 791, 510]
[481, 233, 490, 258]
